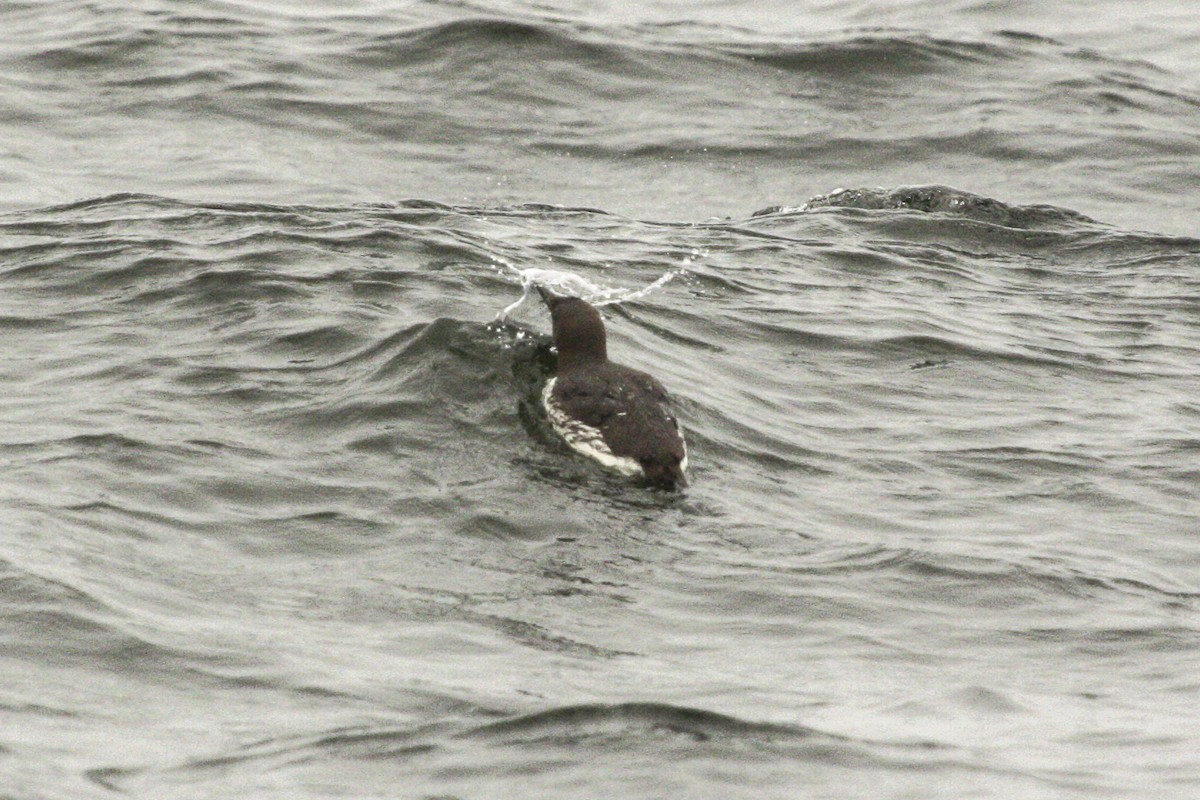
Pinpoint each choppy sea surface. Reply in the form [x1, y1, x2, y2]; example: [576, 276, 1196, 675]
[2, 2, 1199, 798]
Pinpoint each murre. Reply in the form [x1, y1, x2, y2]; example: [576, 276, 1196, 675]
[538, 289, 688, 490]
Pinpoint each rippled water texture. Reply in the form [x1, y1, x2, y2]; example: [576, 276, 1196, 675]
[2, 2, 1199, 798]
[3, 0, 1200, 234]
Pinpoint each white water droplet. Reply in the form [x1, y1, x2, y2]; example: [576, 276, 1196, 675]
[493, 263, 691, 322]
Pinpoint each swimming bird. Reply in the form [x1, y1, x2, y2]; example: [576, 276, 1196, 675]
[538, 289, 688, 490]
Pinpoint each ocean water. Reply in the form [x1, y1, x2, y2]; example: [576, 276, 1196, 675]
[2, 2, 1199, 798]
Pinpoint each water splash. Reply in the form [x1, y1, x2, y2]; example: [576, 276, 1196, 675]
[491, 256, 695, 323]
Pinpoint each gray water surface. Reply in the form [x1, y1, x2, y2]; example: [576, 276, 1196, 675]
[2, 2, 1199, 798]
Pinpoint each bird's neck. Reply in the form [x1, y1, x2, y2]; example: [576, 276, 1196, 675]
[557, 346, 606, 373]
